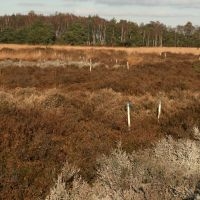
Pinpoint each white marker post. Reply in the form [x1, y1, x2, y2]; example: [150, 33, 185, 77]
[127, 61, 129, 70]
[164, 52, 167, 59]
[127, 102, 132, 131]
[19, 60, 22, 67]
[116, 59, 118, 64]
[89, 58, 92, 72]
[157, 100, 162, 123]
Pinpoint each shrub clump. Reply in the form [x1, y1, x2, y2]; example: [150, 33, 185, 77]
[46, 136, 200, 200]
[41, 93, 66, 109]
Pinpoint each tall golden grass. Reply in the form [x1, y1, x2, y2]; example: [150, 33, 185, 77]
[0, 44, 199, 66]
[0, 44, 200, 54]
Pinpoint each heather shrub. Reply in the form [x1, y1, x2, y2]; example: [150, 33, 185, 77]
[42, 93, 66, 109]
[46, 162, 81, 200]
[0, 54, 199, 199]
[154, 136, 200, 176]
[192, 126, 200, 140]
[0, 91, 16, 113]
[46, 135, 200, 200]
[193, 61, 200, 72]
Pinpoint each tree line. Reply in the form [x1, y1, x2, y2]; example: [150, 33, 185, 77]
[0, 11, 200, 47]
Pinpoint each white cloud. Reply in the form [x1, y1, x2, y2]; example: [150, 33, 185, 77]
[2, 0, 199, 26]
[18, 3, 46, 7]
[64, 0, 200, 7]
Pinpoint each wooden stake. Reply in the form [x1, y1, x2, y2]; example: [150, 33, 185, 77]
[89, 59, 92, 72]
[157, 100, 162, 122]
[19, 60, 22, 67]
[127, 61, 129, 70]
[54, 68, 57, 89]
[127, 102, 131, 130]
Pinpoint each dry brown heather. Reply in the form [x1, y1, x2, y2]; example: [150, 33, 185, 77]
[0, 45, 199, 199]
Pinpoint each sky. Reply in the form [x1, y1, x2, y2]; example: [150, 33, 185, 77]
[1, 0, 200, 26]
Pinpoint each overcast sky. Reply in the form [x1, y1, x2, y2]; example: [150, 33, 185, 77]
[1, 0, 200, 26]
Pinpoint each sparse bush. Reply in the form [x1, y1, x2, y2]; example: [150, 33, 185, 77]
[154, 136, 200, 176]
[0, 91, 16, 113]
[46, 136, 200, 200]
[42, 93, 66, 109]
[46, 162, 80, 200]
[193, 62, 200, 72]
[193, 126, 200, 140]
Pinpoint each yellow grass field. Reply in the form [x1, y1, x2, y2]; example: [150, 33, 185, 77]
[0, 44, 200, 55]
[0, 44, 200, 67]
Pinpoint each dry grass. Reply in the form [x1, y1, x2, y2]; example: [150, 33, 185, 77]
[0, 44, 200, 55]
[0, 45, 200, 65]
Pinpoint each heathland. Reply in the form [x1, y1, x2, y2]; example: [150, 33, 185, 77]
[0, 45, 200, 199]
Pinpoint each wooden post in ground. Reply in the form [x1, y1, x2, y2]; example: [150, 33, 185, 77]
[126, 102, 132, 131]
[157, 100, 162, 123]
[127, 61, 129, 70]
[89, 58, 92, 72]
[19, 60, 22, 67]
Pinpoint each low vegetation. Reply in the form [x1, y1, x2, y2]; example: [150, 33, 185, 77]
[0, 47, 199, 199]
[193, 61, 200, 73]
[46, 135, 200, 200]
